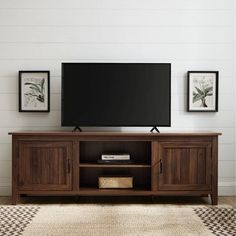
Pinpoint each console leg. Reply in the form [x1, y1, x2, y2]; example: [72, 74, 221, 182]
[211, 194, 218, 205]
[12, 194, 20, 205]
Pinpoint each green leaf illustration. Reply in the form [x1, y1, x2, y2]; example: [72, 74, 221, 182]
[195, 86, 204, 95]
[24, 80, 45, 103]
[193, 94, 204, 103]
[24, 82, 41, 93]
[206, 93, 213, 96]
[40, 79, 45, 93]
[204, 86, 213, 96]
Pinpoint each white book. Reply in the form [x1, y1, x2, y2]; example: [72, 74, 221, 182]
[101, 154, 130, 160]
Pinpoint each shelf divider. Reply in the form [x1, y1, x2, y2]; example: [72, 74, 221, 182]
[79, 163, 151, 168]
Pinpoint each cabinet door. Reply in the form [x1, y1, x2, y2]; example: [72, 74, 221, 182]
[158, 142, 211, 191]
[18, 141, 72, 191]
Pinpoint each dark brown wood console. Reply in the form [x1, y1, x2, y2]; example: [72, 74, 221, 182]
[9, 131, 221, 205]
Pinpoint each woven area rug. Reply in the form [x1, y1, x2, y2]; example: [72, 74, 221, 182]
[0, 205, 235, 236]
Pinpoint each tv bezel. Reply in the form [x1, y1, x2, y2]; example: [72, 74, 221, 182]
[61, 62, 171, 128]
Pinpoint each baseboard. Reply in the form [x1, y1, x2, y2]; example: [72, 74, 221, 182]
[218, 182, 236, 196]
[0, 183, 11, 196]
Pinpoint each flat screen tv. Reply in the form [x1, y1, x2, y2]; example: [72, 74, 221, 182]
[61, 63, 171, 128]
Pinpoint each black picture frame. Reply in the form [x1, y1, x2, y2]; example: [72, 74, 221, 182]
[19, 71, 50, 112]
[187, 71, 218, 112]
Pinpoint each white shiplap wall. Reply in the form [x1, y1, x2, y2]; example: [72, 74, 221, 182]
[0, 0, 235, 196]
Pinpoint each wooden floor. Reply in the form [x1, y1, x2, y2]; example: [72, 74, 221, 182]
[0, 196, 235, 206]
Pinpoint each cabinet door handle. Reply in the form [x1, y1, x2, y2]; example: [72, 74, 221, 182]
[67, 159, 71, 173]
[160, 159, 163, 174]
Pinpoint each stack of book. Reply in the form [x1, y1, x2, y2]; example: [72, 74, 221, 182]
[97, 153, 132, 164]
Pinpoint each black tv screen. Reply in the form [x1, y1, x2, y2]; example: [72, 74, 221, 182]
[61, 63, 171, 127]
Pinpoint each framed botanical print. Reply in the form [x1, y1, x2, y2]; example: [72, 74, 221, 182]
[187, 71, 218, 112]
[19, 71, 50, 112]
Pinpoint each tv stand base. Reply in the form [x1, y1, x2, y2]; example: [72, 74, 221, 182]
[9, 131, 220, 205]
[150, 126, 160, 133]
[72, 126, 82, 132]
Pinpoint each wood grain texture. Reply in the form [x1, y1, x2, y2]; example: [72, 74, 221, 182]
[11, 137, 19, 204]
[151, 141, 159, 191]
[9, 131, 221, 136]
[211, 136, 219, 205]
[158, 142, 212, 191]
[18, 141, 72, 191]
[10, 132, 220, 205]
[79, 164, 151, 168]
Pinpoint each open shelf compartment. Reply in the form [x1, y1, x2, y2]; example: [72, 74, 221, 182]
[79, 167, 151, 191]
[79, 141, 151, 165]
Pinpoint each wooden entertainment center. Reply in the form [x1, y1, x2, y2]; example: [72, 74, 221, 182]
[9, 131, 221, 205]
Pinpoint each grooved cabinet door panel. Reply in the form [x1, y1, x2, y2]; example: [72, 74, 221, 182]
[18, 141, 72, 191]
[158, 142, 212, 191]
